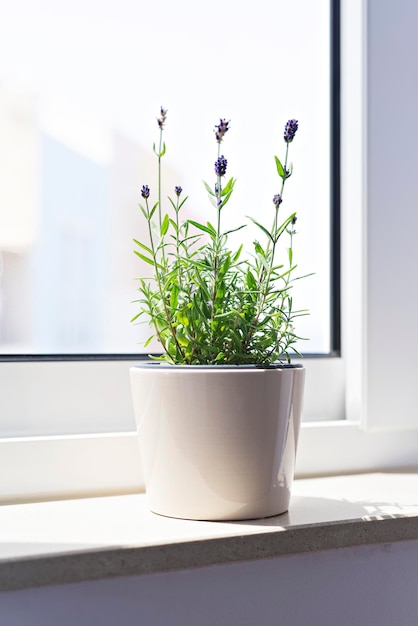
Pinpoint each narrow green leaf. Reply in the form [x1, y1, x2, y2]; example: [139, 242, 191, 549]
[133, 250, 155, 266]
[202, 180, 216, 196]
[170, 285, 179, 310]
[293, 272, 315, 281]
[188, 219, 216, 238]
[176, 330, 189, 345]
[133, 239, 153, 255]
[218, 189, 234, 209]
[138, 204, 148, 220]
[178, 196, 189, 210]
[149, 202, 159, 220]
[179, 233, 202, 247]
[161, 213, 170, 236]
[274, 214, 296, 241]
[275, 155, 286, 179]
[232, 244, 243, 262]
[148, 353, 168, 362]
[224, 224, 246, 236]
[220, 177, 236, 196]
[246, 269, 257, 290]
[168, 197, 177, 211]
[168, 218, 178, 233]
[254, 241, 265, 257]
[130, 311, 143, 322]
[214, 309, 240, 320]
[205, 222, 217, 236]
[219, 254, 231, 276]
[143, 334, 155, 347]
[177, 310, 190, 327]
[247, 216, 274, 242]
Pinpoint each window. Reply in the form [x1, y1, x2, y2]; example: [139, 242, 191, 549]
[0, 0, 331, 356]
[0, 0, 341, 502]
[5, 0, 416, 503]
[300, 0, 418, 477]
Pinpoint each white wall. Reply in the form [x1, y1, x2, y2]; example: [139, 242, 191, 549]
[1, 541, 418, 625]
[364, 0, 418, 431]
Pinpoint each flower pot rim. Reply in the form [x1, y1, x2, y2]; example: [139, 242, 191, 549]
[131, 361, 304, 370]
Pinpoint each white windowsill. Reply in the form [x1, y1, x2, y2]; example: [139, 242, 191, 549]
[2, 471, 418, 592]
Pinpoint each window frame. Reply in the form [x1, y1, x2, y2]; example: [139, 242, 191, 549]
[3, 0, 417, 504]
[0, 0, 342, 503]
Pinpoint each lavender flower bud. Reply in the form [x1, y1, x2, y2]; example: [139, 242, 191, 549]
[284, 119, 298, 143]
[141, 185, 150, 199]
[215, 155, 228, 177]
[174, 186, 182, 197]
[290, 216, 297, 234]
[214, 119, 230, 143]
[273, 194, 283, 207]
[157, 107, 168, 130]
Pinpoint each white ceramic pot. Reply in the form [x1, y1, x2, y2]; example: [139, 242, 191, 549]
[130, 363, 305, 521]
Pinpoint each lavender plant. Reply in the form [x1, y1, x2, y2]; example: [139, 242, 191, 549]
[132, 109, 307, 365]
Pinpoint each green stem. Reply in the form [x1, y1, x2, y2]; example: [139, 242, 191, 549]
[157, 127, 167, 269]
[268, 142, 289, 250]
[158, 129, 163, 231]
[261, 141, 291, 295]
[145, 198, 185, 361]
[175, 200, 182, 289]
[242, 142, 291, 356]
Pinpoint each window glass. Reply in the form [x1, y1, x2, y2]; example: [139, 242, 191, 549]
[0, 0, 331, 355]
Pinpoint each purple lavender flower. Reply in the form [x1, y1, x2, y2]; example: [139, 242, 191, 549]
[214, 119, 230, 143]
[141, 185, 150, 199]
[291, 216, 297, 225]
[174, 186, 182, 196]
[284, 119, 298, 143]
[215, 155, 228, 177]
[273, 194, 283, 207]
[157, 107, 167, 130]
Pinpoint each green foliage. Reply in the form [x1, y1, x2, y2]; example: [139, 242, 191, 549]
[132, 113, 308, 365]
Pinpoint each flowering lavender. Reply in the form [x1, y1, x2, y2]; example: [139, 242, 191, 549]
[273, 194, 283, 207]
[141, 185, 150, 199]
[215, 155, 228, 176]
[284, 119, 298, 143]
[215, 119, 230, 143]
[133, 110, 305, 366]
[157, 107, 168, 130]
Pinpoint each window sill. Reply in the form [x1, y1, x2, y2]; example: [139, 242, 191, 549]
[2, 471, 418, 592]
